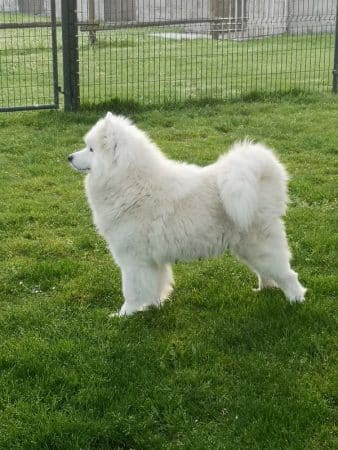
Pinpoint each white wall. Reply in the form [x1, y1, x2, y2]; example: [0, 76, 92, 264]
[0, 0, 19, 12]
[246, 0, 287, 37]
[287, 0, 336, 34]
[2, 1, 335, 36]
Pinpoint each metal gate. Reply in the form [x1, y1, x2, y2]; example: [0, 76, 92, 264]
[0, 0, 59, 111]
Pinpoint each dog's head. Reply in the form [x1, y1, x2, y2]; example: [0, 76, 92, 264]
[68, 112, 133, 175]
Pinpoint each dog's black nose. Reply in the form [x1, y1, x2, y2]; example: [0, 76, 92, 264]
[68, 155, 73, 162]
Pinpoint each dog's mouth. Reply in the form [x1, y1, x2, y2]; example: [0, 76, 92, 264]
[68, 160, 90, 173]
[73, 166, 90, 173]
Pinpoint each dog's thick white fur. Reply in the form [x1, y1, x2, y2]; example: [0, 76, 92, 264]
[68, 112, 306, 316]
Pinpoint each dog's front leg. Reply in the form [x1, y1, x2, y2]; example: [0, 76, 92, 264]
[115, 263, 163, 316]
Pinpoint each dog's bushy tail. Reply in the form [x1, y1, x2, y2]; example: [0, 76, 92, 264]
[217, 140, 289, 231]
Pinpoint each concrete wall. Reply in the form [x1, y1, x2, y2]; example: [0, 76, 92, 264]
[76, 1, 210, 24]
[0, 0, 50, 14]
[1, 0, 336, 35]
[246, 0, 287, 37]
[1, 0, 18, 12]
[287, 0, 336, 34]
[225, 0, 336, 38]
[0, 0, 53, 15]
[139, 0, 209, 22]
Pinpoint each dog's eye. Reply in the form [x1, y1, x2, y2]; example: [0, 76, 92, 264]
[89, 148, 94, 152]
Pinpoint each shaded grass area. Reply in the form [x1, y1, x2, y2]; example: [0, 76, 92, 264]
[0, 95, 337, 449]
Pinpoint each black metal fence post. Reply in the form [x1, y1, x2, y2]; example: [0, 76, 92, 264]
[61, 0, 79, 111]
[333, 0, 338, 93]
[50, 0, 59, 109]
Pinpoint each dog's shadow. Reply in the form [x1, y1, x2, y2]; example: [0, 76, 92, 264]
[107, 289, 319, 363]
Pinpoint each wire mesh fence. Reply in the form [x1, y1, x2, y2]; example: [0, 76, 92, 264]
[0, 0, 59, 111]
[0, 0, 337, 110]
[76, 0, 337, 106]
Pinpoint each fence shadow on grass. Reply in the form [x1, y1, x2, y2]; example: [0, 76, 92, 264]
[78, 88, 323, 115]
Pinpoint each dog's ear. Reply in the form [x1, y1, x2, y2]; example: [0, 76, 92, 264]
[101, 112, 118, 152]
[102, 112, 113, 136]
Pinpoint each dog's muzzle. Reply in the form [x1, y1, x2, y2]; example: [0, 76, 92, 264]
[68, 154, 90, 173]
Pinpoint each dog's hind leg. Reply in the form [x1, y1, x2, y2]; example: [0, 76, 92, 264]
[234, 219, 306, 302]
[117, 263, 164, 316]
[159, 264, 174, 304]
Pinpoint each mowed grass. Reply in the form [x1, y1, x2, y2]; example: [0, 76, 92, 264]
[0, 95, 337, 449]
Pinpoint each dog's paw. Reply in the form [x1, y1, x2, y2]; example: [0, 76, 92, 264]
[287, 287, 307, 303]
[108, 304, 137, 318]
[117, 302, 147, 316]
[288, 294, 306, 303]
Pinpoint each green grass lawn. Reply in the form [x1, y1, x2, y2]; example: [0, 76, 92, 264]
[0, 94, 337, 449]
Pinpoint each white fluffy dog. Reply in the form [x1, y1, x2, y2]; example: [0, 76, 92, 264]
[68, 112, 306, 316]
